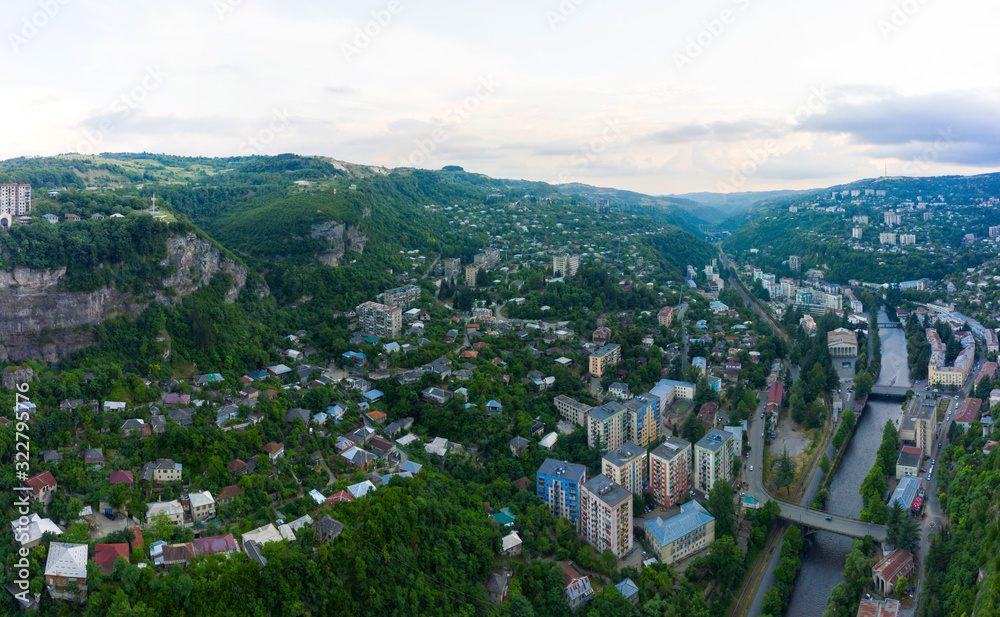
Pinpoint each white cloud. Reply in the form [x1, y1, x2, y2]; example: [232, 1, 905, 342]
[3, 0, 999, 192]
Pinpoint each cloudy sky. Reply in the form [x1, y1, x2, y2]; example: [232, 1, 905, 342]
[5, 0, 1000, 194]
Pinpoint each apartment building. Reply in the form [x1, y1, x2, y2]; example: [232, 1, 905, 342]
[900, 398, 935, 456]
[442, 258, 462, 282]
[649, 437, 692, 508]
[0, 184, 31, 216]
[927, 328, 974, 386]
[586, 402, 627, 452]
[382, 284, 421, 309]
[554, 395, 593, 426]
[356, 301, 402, 338]
[589, 343, 622, 378]
[602, 442, 648, 494]
[625, 393, 660, 447]
[578, 475, 633, 559]
[788, 255, 801, 272]
[552, 253, 580, 278]
[657, 306, 673, 327]
[694, 430, 735, 493]
[465, 263, 484, 286]
[536, 459, 588, 527]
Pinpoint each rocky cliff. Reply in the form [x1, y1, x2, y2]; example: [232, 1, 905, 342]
[0, 233, 262, 363]
[311, 221, 367, 267]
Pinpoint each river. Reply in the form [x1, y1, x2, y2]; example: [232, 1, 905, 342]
[783, 309, 911, 616]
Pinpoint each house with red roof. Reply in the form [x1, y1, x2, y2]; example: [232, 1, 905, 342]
[26, 471, 57, 505]
[109, 471, 134, 485]
[193, 534, 239, 557]
[218, 484, 244, 504]
[92, 543, 130, 575]
[326, 491, 354, 507]
[956, 397, 983, 429]
[766, 382, 783, 415]
[129, 527, 144, 555]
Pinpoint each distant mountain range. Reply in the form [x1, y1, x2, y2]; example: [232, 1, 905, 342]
[554, 182, 809, 228]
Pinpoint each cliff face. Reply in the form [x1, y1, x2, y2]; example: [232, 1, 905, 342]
[0, 233, 261, 363]
[158, 234, 249, 303]
[311, 221, 367, 267]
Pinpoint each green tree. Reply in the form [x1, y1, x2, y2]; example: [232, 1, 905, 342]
[819, 453, 831, 476]
[706, 479, 737, 540]
[703, 535, 745, 592]
[894, 576, 909, 599]
[885, 502, 920, 553]
[774, 448, 796, 496]
[681, 412, 705, 445]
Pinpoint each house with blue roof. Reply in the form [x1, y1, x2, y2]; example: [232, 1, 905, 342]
[492, 507, 516, 527]
[615, 578, 640, 604]
[643, 500, 715, 565]
[363, 389, 384, 403]
[486, 400, 503, 414]
[400, 460, 423, 475]
[341, 351, 367, 368]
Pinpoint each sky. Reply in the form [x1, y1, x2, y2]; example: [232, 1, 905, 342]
[4, 0, 1000, 195]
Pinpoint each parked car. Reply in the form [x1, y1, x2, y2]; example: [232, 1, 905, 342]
[104, 512, 116, 521]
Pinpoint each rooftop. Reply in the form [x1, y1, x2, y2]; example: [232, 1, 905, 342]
[695, 429, 733, 452]
[589, 401, 626, 422]
[650, 436, 691, 461]
[603, 441, 646, 467]
[896, 446, 922, 469]
[537, 458, 587, 481]
[582, 474, 631, 508]
[889, 475, 921, 509]
[644, 500, 715, 547]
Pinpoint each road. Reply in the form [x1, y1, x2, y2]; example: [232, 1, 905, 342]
[677, 302, 689, 372]
[743, 401, 886, 541]
[718, 250, 791, 346]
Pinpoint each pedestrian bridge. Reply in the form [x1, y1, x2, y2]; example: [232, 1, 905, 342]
[877, 322, 902, 329]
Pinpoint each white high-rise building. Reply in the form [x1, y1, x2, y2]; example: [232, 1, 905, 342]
[0, 184, 31, 215]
